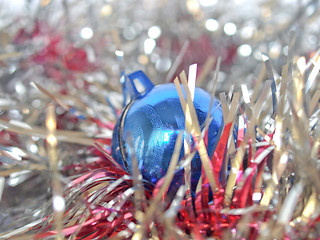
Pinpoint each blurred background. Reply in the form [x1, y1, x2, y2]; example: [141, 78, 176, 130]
[1, 0, 319, 91]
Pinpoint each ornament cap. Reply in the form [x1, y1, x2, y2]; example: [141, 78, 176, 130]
[127, 70, 155, 99]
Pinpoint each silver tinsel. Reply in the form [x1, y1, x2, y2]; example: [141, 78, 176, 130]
[0, 0, 319, 239]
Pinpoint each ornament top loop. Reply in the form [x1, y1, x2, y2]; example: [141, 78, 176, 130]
[127, 70, 155, 99]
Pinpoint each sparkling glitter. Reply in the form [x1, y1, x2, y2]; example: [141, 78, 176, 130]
[224, 22, 237, 36]
[205, 19, 219, 32]
[53, 195, 65, 212]
[238, 44, 252, 57]
[144, 38, 156, 54]
[148, 26, 161, 39]
[80, 27, 93, 39]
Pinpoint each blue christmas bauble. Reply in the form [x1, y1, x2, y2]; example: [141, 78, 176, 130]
[112, 71, 223, 194]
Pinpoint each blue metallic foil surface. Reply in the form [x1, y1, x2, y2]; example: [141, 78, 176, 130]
[112, 72, 223, 195]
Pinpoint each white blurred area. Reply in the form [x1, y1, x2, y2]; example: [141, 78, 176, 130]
[0, 0, 37, 29]
[0, 0, 318, 86]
